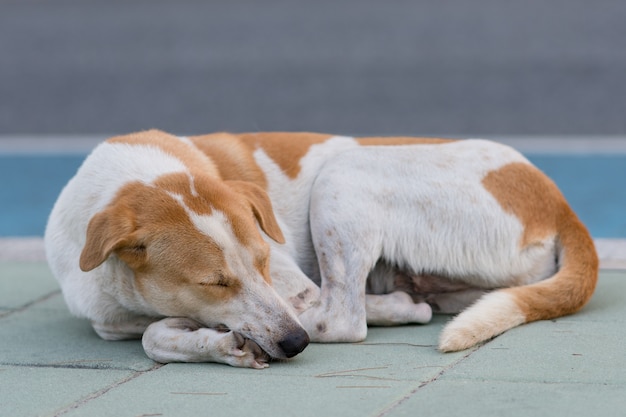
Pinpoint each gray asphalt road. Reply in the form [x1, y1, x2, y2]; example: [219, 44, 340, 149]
[2, 0, 625, 135]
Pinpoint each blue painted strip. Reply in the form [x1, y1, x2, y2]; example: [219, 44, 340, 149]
[527, 155, 626, 238]
[1, 154, 624, 237]
[0, 155, 84, 236]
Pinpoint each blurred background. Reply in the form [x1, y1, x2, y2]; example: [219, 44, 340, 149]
[1, 0, 625, 239]
[2, 0, 625, 136]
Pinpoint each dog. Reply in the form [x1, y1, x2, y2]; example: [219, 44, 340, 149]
[45, 130, 598, 368]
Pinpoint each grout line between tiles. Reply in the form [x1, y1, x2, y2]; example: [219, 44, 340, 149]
[375, 345, 481, 417]
[50, 363, 164, 417]
[0, 289, 61, 319]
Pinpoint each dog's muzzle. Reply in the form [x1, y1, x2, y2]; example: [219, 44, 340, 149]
[278, 327, 310, 358]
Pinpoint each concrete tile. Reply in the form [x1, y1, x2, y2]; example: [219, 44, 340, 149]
[61, 362, 421, 417]
[0, 262, 59, 309]
[387, 379, 626, 417]
[59, 317, 469, 417]
[342, 272, 626, 388]
[0, 365, 135, 417]
[440, 272, 626, 384]
[1, 265, 622, 417]
[365, 314, 452, 346]
[439, 271, 626, 384]
[25, 289, 70, 312]
[266, 315, 465, 380]
[0, 294, 156, 371]
[444, 319, 626, 384]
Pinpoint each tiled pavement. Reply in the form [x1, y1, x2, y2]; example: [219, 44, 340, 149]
[1, 246, 625, 417]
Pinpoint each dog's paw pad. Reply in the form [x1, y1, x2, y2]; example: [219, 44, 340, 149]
[224, 331, 270, 369]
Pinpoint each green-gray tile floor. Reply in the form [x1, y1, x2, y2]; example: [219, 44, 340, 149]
[1, 250, 625, 417]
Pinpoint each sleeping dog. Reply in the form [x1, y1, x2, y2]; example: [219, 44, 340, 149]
[45, 131, 598, 368]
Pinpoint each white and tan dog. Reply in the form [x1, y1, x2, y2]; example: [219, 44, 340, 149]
[45, 130, 598, 368]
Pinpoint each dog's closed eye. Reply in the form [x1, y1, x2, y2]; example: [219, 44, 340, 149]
[199, 273, 230, 287]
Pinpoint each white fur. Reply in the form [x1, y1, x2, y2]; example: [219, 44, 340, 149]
[45, 138, 306, 366]
[310, 140, 543, 284]
[439, 291, 525, 352]
[366, 292, 432, 326]
[262, 139, 558, 343]
[253, 136, 359, 279]
[45, 142, 189, 321]
[142, 318, 270, 368]
[46, 133, 569, 366]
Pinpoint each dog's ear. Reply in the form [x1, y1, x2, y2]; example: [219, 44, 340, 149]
[226, 180, 286, 244]
[79, 205, 145, 271]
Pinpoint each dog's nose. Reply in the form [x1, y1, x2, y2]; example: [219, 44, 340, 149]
[278, 327, 310, 358]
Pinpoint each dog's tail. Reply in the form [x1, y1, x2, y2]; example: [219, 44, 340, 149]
[439, 203, 599, 352]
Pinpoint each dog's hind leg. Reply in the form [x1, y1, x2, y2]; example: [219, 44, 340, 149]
[364, 261, 432, 325]
[366, 292, 432, 326]
[142, 318, 270, 368]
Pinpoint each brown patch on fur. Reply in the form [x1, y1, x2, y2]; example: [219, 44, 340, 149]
[239, 132, 333, 178]
[79, 181, 243, 308]
[357, 137, 456, 146]
[153, 172, 213, 215]
[507, 207, 599, 322]
[108, 130, 221, 179]
[482, 162, 561, 247]
[189, 133, 269, 189]
[482, 162, 598, 322]
[224, 180, 285, 245]
[78, 131, 293, 337]
[151, 173, 280, 283]
[154, 173, 279, 283]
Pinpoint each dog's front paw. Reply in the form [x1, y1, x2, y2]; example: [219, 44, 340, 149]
[218, 331, 271, 369]
[142, 318, 271, 368]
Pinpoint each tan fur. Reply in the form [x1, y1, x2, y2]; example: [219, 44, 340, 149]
[482, 162, 598, 323]
[222, 180, 285, 248]
[53, 130, 598, 362]
[482, 163, 561, 247]
[189, 133, 269, 189]
[238, 132, 333, 178]
[186, 133, 451, 184]
[79, 165, 284, 306]
[109, 130, 221, 179]
[79, 180, 243, 310]
[110, 131, 284, 246]
[115, 131, 597, 344]
[154, 173, 284, 248]
[506, 210, 598, 322]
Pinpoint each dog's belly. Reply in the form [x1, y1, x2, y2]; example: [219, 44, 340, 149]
[366, 260, 487, 314]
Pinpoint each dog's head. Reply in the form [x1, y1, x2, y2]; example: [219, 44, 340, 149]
[79, 173, 309, 359]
